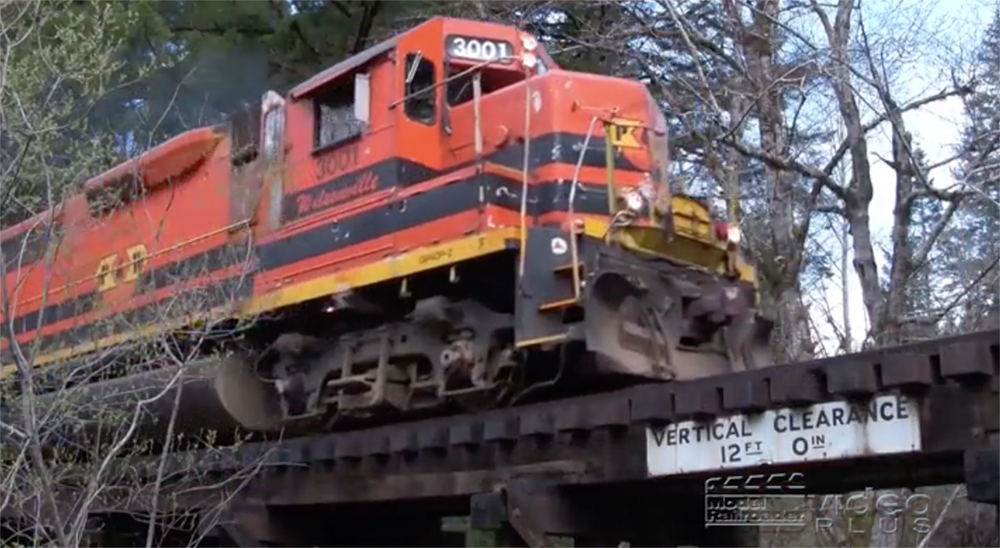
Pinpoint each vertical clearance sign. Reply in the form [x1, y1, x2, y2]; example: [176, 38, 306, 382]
[646, 395, 922, 476]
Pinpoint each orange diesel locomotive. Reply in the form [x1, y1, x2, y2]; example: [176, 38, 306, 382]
[1, 17, 773, 435]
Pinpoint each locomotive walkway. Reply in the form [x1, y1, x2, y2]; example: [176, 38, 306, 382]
[21, 330, 1000, 546]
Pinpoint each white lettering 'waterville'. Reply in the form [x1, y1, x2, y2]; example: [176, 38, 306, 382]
[646, 395, 921, 476]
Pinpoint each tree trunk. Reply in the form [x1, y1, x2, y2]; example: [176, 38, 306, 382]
[814, 0, 884, 345]
[726, 0, 814, 362]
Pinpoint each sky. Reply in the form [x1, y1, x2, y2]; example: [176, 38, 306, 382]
[811, 0, 997, 353]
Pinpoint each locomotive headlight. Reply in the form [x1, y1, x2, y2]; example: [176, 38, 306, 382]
[623, 189, 645, 213]
[727, 224, 742, 246]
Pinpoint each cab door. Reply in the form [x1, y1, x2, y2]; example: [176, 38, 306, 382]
[395, 27, 480, 256]
[395, 28, 443, 173]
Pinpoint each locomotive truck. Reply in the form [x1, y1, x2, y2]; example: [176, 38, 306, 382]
[0, 17, 774, 440]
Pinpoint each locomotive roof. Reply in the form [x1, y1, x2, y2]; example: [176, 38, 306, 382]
[290, 15, 447, 99]
[290, 16, 528, 99]
[291, 36, 397, 99]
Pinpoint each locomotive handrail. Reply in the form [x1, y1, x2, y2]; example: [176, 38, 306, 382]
[517, 60, 534, 280]
[603, 121, 617, 215]
[566, 116, 602, 302]
[472, 71, 483, 165]
[0, 218, 252, 345]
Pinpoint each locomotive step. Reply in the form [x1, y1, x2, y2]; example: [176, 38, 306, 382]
[539, 297, 581, 312]
[552, 262, 584, 276]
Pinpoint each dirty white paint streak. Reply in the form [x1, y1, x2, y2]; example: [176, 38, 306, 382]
[646, 394, 922, 476]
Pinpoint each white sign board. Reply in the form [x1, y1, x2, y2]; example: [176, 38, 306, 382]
[647, 394, 921, 477]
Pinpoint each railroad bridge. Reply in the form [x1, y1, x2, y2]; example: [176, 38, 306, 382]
[8, 330, 1000, 546]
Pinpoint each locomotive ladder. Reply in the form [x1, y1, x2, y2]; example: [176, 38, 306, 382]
[529, 116, 609, 316]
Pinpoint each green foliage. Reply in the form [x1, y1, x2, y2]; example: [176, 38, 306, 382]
[84, 0, 432, 153]
[938, 7, 1000, 331]
[0, 0, 156, 227]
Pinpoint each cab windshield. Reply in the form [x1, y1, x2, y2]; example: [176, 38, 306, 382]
[444, 49, 550, 107]
[445, 64, 524, 106]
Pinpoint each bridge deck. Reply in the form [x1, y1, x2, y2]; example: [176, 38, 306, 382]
[7, 330, 999, 546]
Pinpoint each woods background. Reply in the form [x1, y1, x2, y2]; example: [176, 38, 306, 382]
[1, 0, 997, 546]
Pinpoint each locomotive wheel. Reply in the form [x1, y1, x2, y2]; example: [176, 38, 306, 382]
[213, 353, 286, 432]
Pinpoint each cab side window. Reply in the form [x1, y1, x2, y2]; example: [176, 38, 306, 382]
[404, 53, 436, 125]
[315, 78, 363, 149]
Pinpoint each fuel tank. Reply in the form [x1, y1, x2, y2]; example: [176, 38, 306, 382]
[3, 358, 287, 449]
